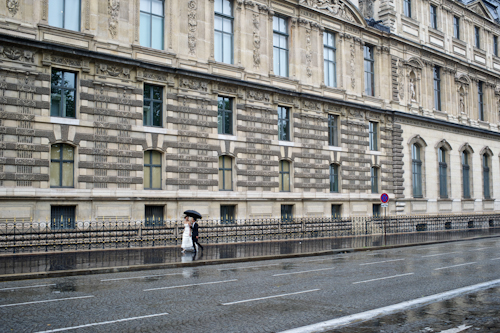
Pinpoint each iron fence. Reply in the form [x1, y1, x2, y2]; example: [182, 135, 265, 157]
[1, 213, 500, 253]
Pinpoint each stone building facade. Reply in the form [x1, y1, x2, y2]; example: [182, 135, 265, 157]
[0, 0, 500, 223]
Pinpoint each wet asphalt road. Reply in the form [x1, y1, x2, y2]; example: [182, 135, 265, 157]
[0, 237, 499, 333]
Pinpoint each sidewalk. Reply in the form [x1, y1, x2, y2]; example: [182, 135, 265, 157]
[1, 228, 499, 281]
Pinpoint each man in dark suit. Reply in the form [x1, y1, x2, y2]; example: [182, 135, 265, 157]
[191, 218, 203, 252]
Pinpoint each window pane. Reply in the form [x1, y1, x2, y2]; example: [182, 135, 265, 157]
[223, 33, 232, 63]
[63, 90, 75, 118]
[224, 110, 232, 134]
[273, 16, 279, 31]
[62, 162, 74, 187]
[140, 13, 152, 47]
[152, 0, 163, 15]
[144, 167, 151, 188]
[151, 16, 163, 50]
[280, 50, 288, 76]
[280, 35, 287, 48]
[279, 18, 286, 32]
[273, 34, 279, 47]
[49, 0, 64, 28]
[152, 151, 161, 164]
[51, 144, 61, 159]
[223, 18, 232, 33]
[215, 32, 222, 62]
[153, 102, 162, 126]
[224, 169, 232, 190]
[282, 161, 289, 172]
[222, 0, 232, 15]
[63, 72, 75, 89]
[152, 166, 161, 188]
[143, 105, 151, 125]
[51, 88, 62, 116]
[62, 145, 73, 160]
[273, 48, 280, 74]
[283, 173, 290, 191]
[218, 170, 224, 190]
[141, 0, 151, 12]
[65, 0, 80, 31]
[50, 162, 61, 187]
[214, 15, 223, 31]
[152, 86, 162, 100]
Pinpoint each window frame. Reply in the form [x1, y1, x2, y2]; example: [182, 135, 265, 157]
[483, 154, 491, 199]
[281, 204, 293, 223]
[330, 164, 339, 193]
[453, 16, 460, 40]
[217, 96, 233, 135]
[369, 122, 378, 151]
[50, 143, 75, 188]
[478, 81, 484, 121]
[494, 36, 499, 57]
[430, 4, 437, 30]
[433, 66, 441, 111]
[323, 31, 337, 88]
[51, 68, 77, 118]
[278, 106, 291, 141]
[328, 114, 338, 146]
[140, 0, 165, 50]
[143, 84, 163, 127]
[214, 0, 234, 64]
[145, 205, 164, 227]
[219, 155, 233, 191]
[462, 151, 471, 199]
[51, 205, 76, 230]
[438, 147, 448, 198]
[48, 0, 81, 31]
[144, 150, 162, 190]
[412, 143, 423, 198]
[403, 0, 411, 18]
[371, 166, 379, 193]
[279, 160, 291, 192]
[364, 45, 375, 96]
[331, 204, 341, 219]
[273, 16, 289, 77]
[475, 26, 481, 49]
[220, 205, 236, 224]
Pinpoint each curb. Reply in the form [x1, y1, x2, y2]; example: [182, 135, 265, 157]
[0, 234, 498, 282]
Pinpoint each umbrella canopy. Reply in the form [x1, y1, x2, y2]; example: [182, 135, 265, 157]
[184, 210, 202, 220]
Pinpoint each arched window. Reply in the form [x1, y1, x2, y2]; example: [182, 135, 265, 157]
[412, 144, 422, 197]
[330, 164, 339, 193]
[462, 151, 470, 198]
[144, 150, 161, 190]
[279, 160, 290, 192]
[50, 143, 74, 188]
[219, 155, 233, 191]
[483, 154, 490, 199]
[438, 147, 447, 198]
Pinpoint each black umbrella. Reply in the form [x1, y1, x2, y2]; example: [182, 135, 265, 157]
[184, 210, 202, 220]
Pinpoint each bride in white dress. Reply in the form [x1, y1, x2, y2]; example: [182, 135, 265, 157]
[181, 217, 194, 252]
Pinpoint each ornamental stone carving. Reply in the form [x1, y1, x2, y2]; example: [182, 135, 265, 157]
[6, 0, 19, 17]
[179, 78, 207, 92]
[188, 0, 197, 55]
[350, 41, 356, 89]
[359, 0, 374, 18]
[305, 28, 312, 77]
[96, 63, 131, 79]
[253, 14, 261, 68]
[299, 0, 355, 22]
[0, 47, 35, 63]
[108, 0, 120, 39]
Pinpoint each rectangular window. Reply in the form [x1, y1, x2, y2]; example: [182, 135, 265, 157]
[412, 144, 423, 198]
[51, 206, 76, 230]
[369, 122, 378, 151]
[328, 114, 338, 146]
[219, 155, 233, 191]
[494, 36, 498, 57]
[279, 160, 291, 192]
[273, 16, 289, 77]
[331, 204, 341, 219]
[483, 155, 490, 199]
[462, 152, 470, 198]
[438, 148, 447, 198]
[372, 204, 381, 218]
[430, 5, 437, 29]
[330, 164, 339, 193]
[49, 0, 81, 31]
[433, 66, 441, 111]
[140, 0, 164, 50]
[144, 151, 162, 189]
[453, 16, 460, 39]
[143, 84, 163, 127]
[51, 69, 76, 118]
[220, 205, 236, 224]
[50, 144, 74, 188]
[324, 32, 336, 87]
[364, 45, 375, 96]
[278, 106, 290, 141]
[218, 96, 233, 135]
[281, 205, 293, 223]
[404, 0, 411, 17]
[478, 81, 484, 121]
[145, 205, 164, 227]
[371, 167, 378, 193]
[214, 0, 233, 64]
[475, 26, 481, 48]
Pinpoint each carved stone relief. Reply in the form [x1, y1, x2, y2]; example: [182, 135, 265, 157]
[350, 41, 356, 89]
[247, 90, 270, 102]
[0, 47, 35, 63]
[359, 0, 374, 18]
[108, 0, 120, 39]
[253, 14, 261, 68]
[188, 0, 197, 55]
[6, 0, 19, 16]
[179, 78, 207, 92]
[96, 63, 131, 79]
[397, 59, 404, 100]
[299, 0, 355, 23]
[305, 28, 312, 77]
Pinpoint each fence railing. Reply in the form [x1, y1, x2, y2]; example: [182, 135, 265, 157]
[1, 213, 500, 253]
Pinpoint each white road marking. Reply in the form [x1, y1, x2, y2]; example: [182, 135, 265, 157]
[359, 259, 405, 265]
[0, 284, 56, 291]
[438, 324, 473, 333]
[218, 264, 280, 271]
[222, 289, 320, 305]
[143, 279, 237, 291]
[422, 252, 459, 258]
[434, 262, 477, 271]
[0, 295, 94, 308]
[304, 257, 346, 262]
[34, 312, 169, 333]
[279, 278, 500, 333]
[273, 267, 336, 277]
[491, 257, 500, 260]
[352, 273, 414, 284]
[101, 273, 181, 281]
[470, 247, 492, 251]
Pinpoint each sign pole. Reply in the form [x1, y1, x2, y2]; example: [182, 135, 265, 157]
[380, 193, 389, 245]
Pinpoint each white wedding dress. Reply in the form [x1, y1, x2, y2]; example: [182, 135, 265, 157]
[181, 223, 194, 251]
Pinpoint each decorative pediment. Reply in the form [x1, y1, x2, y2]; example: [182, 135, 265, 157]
[298, 0, 366, 26]
[467, 1, 494, 21]
[455, 74, 471, 86]
[405, 57, 423, 70]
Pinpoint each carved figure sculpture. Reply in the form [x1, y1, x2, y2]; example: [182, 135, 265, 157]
[409, 79, 416, 101]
